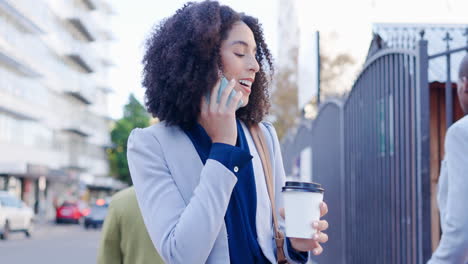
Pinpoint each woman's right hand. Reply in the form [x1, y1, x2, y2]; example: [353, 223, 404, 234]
[198, 78, 243, 146]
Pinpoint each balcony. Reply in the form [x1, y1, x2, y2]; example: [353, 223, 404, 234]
[0, 105, 38, 121]
[62, 114, 94, 138]
[81, 0, 99, 10]
[0, 0, 44, 34]
[66, 154, 89, 171]
[65, 145, 110, 174]
[63, 5, 101, 42]
[99, 86, 114, 94]
[0, 52, 41, 77]
[65, 41, 100, 73]
[101, 57, 115, 67]
[66, 52, 94, 73]
[42, 33, 99, 74]
[66, 15, 97, 42]
[90, 13, 116, 41]
[63, 124, 92, 138]
[65, 86, 94, 105]
[86, 127, 113, 149]
[0, 39, 41, 77]
[93, 73, 113, 94]
[63, 74, 95, 104]
[100, 0, 116, 15]
[0, 92, 42, 121]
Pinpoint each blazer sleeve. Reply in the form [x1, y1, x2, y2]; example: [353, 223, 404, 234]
[428, 123, 468, 263]
[262, 122, 310, 263]
[127, 128, 238, 264]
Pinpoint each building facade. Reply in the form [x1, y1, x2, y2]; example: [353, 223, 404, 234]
[0, 0, 117, 220]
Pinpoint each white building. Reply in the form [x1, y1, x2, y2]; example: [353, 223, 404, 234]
[0, 0, 118, 220]
[276, 0, 299, 72]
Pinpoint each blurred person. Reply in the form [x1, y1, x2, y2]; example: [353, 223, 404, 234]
[97, 186, 164, 264]
[428, 54, 468, 263]
[126, 1, 329, 263]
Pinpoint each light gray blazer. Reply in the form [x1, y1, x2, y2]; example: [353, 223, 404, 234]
[127, 121, 306, 264]
[428, 115, 468, 264]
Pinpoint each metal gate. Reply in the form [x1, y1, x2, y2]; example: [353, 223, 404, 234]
[342, 38, 431, 263]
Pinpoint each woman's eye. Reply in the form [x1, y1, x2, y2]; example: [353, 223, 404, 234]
[234, 53, 245, 57]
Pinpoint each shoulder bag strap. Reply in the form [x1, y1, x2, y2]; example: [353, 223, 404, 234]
[249, 123, 288, 264]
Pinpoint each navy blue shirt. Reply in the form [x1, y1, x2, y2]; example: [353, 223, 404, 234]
[184, 120, 308, 263]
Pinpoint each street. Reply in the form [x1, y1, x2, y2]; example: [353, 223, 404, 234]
[0, 222, 101, 264]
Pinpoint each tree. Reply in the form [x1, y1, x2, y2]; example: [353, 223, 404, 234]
[269, 22, 301, 141]
[319, 52, 355, 98]
[271, 67, 300, 141]
[108, 94, 150, 184]
[271, 47, 355, 140]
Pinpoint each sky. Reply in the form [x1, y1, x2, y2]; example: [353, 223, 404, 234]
[107, 0, 468, 119]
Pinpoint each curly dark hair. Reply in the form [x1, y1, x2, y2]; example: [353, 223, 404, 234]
[141, 0, 274, 130]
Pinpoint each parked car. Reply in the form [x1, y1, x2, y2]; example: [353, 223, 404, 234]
[0, 191, 34, 240]
[56, 202, 82, 224]
[84, 199, 109, 229]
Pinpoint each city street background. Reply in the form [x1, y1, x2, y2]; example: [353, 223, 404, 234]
[0, 223, 101, 264]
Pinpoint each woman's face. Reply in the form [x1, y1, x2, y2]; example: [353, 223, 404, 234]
[219, 21, 260, 107]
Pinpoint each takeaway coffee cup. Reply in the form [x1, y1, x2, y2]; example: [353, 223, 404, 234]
[282, 181, 325, 238]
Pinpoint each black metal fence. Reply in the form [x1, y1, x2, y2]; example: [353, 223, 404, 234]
[281, 27, 468, 263]
[281, 101, 345, 263]
[311, 101, 345, 264]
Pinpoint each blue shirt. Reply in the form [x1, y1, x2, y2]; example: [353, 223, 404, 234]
[184, 119, 307, 263]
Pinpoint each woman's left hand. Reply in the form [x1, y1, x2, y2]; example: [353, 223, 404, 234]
[279, 202, 329, 256]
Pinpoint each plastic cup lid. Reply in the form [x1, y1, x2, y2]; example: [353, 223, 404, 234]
[282, 181, 324, 193]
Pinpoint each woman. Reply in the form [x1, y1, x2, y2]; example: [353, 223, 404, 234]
[127, 1, 329, 263]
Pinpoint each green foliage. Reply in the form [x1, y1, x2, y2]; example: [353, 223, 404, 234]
[108, 94, 150, 184]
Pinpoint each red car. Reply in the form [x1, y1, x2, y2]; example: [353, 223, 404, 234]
[56, 202, 82, 224]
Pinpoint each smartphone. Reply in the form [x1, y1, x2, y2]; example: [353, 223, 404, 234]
[205, 77, 243, 110]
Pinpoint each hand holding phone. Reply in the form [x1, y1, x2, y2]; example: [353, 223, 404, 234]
[205, 77, 243, 110]
[198, 76, 244, 146]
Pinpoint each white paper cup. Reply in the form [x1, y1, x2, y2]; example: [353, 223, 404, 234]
[282, 181, 324, 239]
